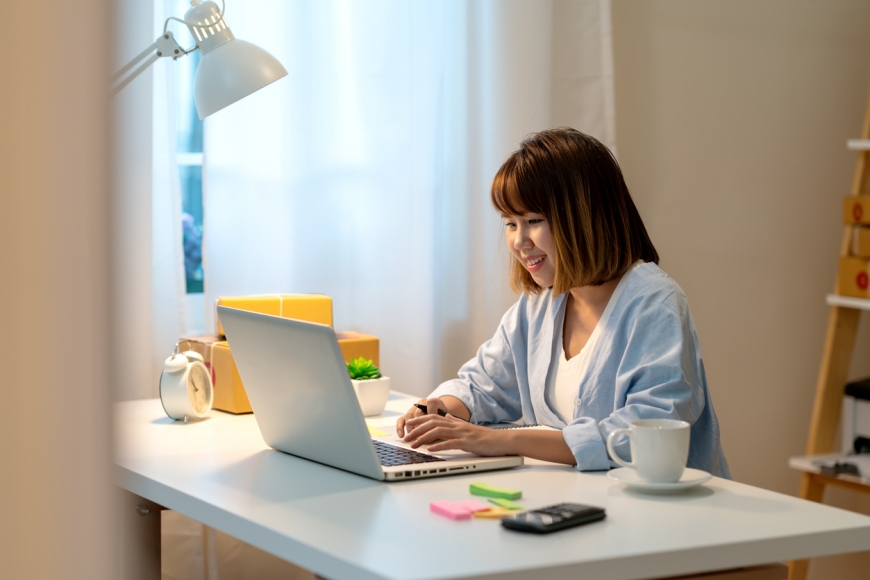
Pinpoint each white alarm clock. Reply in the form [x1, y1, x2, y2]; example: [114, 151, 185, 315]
[159, 349, 214, 421]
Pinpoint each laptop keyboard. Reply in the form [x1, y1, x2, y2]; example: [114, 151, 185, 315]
[372, 439, 446, 467]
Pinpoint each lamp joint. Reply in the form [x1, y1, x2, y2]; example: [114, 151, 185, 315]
[156, 32, 184, 61]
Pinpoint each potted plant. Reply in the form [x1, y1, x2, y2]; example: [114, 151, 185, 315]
[347, 357, 391, 416]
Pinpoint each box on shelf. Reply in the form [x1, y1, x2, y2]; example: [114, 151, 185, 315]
[843, 196, 870, 224]
[178, 331, 381, 415]
[852, 227, 870, 257]
[838, 256, 870, 298]
[215, 294, 333, 336]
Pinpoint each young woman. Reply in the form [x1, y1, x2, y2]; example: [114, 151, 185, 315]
[396, 128, 730, 477]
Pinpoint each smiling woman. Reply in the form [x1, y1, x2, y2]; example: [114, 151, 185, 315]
[492, 129, 659, 294]
[397, 128, 731, 478]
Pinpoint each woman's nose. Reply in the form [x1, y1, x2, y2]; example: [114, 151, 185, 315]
[513, 226, 532, 250]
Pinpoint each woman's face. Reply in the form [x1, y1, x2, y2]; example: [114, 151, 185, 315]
[504, 212, 556, 288]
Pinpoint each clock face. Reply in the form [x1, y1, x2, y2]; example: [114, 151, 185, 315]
[188, 363, 213, 415]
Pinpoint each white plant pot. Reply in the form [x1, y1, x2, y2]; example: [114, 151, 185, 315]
[350, 376, 391, 417]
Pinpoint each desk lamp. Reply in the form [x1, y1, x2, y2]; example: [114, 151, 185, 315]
[111, 0, 287, 118]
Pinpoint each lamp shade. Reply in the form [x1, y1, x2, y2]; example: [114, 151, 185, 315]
[193, 39, 288, 119]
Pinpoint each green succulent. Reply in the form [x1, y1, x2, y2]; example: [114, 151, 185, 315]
[347, 357, 382, 380]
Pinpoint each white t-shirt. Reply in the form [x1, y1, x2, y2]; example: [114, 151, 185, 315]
[545, 262, 641, 423]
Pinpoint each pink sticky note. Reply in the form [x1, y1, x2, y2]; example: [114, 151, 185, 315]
[430, 500, 472, 520]
[455, 500, 490, 513]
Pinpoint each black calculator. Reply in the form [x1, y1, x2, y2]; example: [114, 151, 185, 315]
[501, 502, 606, 534]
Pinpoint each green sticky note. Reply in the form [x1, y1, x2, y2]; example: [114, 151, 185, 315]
[469, 482, 522, 500]
[488, 498, 523, 510]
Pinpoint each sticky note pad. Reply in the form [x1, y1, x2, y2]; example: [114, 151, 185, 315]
[455, 500, 490, 513]
[430, 501, 472, 520]
[488, 498, 523, 510]
[469, 482, 522, 500]
[474, 506, 514, 519]
[367, 425, 388, 437]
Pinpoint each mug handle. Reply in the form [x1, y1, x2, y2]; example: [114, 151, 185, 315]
[606, 428, 634, 469]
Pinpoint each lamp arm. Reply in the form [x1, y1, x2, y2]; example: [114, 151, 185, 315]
[162, 16, 200, 56]
[110, 39, 160, 84]
[109, 31, 195, 97]
[164, 16, 188, 35]
[110, 52, 161, 97]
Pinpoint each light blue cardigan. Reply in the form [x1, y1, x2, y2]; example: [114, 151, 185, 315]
[430, 262, 731, 478]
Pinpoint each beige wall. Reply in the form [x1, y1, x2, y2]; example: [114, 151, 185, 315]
[112, 0, 156, 402]
[0, 0, 113, 578]
[612, 0, 870, 576]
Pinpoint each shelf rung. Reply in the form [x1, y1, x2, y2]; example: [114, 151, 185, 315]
[848, 139, 870, 150]
[790, 454, 870, 487]
[826, 294, 870, 310]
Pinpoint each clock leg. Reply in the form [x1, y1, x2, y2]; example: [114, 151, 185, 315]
[118, 489, 164, 580]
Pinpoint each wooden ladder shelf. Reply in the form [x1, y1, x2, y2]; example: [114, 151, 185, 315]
[789, 90, 870, 580]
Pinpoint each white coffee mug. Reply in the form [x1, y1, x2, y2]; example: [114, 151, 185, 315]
[606, 419, 690, 483]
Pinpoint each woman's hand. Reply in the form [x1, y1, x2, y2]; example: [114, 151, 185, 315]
[401, 414, 510, 456]
[395, 398, 450, 438]
[396, 396, 470, 437]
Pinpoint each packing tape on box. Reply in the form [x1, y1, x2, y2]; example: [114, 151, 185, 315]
[215, 294, 287, 333]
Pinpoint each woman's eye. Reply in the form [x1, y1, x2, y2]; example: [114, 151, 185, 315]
[505, 222, 517, 229]
[529, 219, 544, 225]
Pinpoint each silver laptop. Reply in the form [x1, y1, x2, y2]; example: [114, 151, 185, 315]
[218, 306, 523, 481]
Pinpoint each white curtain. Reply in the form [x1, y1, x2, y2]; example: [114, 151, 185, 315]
[151, 0, 188, 389]
[203, 0, 616, 398]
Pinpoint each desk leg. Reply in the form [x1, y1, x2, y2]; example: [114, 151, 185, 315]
[118, 489, 164, 580]
[788, 474, 826, 580]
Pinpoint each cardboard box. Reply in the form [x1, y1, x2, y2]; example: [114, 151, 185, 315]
[838, 257, 870, 298]
[178, 332, 381, 415]
[336, 332, 380, 366]
[215, 294, 333, 336]
[843, 196, 870, 224]
[852, 227, 870, 257]
[178, 336, 251, 414]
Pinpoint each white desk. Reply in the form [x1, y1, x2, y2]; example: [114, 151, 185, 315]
[115, 393, 870, 580]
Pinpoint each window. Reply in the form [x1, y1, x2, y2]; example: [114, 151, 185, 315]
[176, 46, 204, 294]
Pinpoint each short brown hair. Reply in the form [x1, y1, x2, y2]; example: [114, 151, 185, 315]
[491, 128, 658, 295]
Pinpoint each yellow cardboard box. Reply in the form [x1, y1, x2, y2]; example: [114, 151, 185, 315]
[838, 257, 870, 298]
[852, 227, 870, 257]
[215, 294, 333, 336]
[843, 196, 870, 224]
[178, 336, 250, 414]
[178, 332, 381, 414]
[336, 332, 380, 367]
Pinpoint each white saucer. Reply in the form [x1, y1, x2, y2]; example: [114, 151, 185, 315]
[607, 467, 712, 493]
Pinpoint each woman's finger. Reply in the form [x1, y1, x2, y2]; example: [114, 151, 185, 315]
[404, 417, 453, 442]
[409, 425, 457, 448]
[397, 404, 427, 437]
[396, 415, 408, 437]
[403, 416, 446, 442]
[421, 398, 444, 415]
[405, 413, 447, 429]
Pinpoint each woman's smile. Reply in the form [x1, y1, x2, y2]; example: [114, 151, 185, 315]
[524, 255, 547, 272]
[505, 212, 557, 287]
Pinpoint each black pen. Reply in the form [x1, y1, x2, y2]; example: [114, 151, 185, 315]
[413, 403, 469, 421]
[414, 403, 447, 416]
